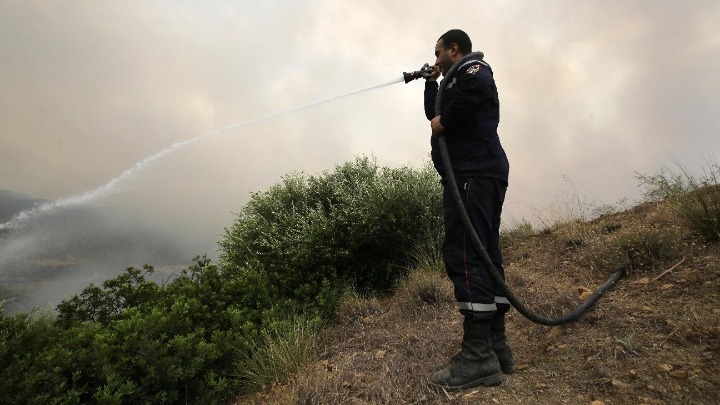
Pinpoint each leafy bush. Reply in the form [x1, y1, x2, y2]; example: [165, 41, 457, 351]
[218, 156, 444, 317]
[0, 308, 71, 403]
[1, 258, 271, 403]
[56, 265, 161, 328]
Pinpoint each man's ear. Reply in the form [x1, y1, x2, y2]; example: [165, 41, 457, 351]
[450, 43, 459, 57]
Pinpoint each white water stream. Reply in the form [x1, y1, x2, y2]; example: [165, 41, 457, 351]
[0, 76, 405, 230]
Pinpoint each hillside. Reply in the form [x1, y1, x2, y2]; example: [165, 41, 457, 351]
[239, 195, 719, 404]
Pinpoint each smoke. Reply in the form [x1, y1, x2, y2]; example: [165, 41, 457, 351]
[0, 75, 404, 232]
[1, 1, 718, 311]
[0, 202, 199, 313]
[0, 75, 407, 313]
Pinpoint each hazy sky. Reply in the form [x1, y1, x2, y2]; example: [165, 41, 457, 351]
[2, 0, 719, 253]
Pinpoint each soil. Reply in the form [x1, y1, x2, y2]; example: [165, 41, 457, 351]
[237, 198, 720, 404]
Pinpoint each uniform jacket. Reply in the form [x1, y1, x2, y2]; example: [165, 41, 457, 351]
[424, 54, 509, 184]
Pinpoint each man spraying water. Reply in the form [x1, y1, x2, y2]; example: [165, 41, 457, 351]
[423, 29, 512, 390]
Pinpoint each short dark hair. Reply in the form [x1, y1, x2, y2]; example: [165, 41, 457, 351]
[438, 29, 472, 55]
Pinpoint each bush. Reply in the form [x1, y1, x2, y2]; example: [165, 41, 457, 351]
[0, 308, 72, 403]
[218, 156, 444, 317]
[56, 265, 161, 328]
[1, 258, 271, 403]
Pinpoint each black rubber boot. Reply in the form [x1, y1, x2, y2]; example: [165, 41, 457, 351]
[430, 318, 505, 390]
[490, 313, 515, 374]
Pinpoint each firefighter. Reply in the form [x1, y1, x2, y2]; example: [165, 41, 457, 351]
[424, 29, 514, 390]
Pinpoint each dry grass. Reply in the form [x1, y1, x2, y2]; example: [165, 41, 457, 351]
[233, 317, 322, 392]
[235, 188, 720, 404]
[396, 268, 454, 310]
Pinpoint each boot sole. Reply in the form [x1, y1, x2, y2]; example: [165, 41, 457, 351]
[430, 371, 506, 391]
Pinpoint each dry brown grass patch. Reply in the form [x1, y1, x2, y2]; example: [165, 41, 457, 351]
[397, 268, 454, 310]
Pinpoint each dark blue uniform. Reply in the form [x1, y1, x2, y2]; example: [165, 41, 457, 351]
[424, 54, 510, 320]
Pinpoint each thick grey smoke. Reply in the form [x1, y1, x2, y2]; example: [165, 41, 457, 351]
[1, 1, 718, 311]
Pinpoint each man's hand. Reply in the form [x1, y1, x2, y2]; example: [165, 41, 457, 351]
[430, 116, 445, 136]
[425, 65, 441, 82]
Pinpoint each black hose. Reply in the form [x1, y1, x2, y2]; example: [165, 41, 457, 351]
[434, 54, 625, 326]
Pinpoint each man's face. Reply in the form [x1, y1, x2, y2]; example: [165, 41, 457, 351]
[434, 39, 456, 76]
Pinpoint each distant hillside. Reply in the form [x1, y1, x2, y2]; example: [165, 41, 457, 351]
[0, 189, 47, 223]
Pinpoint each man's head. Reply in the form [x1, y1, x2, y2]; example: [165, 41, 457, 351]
[434, 29, 472, 76]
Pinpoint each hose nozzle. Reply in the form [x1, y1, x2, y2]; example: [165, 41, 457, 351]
[403, 63, 434, 83]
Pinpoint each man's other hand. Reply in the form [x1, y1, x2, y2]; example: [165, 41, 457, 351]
[431, 116, 445, 136]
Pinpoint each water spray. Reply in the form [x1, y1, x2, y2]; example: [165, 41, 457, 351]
[0, 76, 406, 231]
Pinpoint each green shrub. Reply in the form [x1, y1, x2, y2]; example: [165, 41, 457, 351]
[636, 166, 688, 203]
[56, 265, 161, 328]
[218, 156, 443, 317]
[1, 258, 272, 403]
[0, 308, 72, 403]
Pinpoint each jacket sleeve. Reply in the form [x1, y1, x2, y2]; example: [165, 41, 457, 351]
[424, 81, 439, 120]
[439, 63, 496, 130]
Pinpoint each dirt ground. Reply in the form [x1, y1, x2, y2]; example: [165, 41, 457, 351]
[238, 199, 720, 404]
